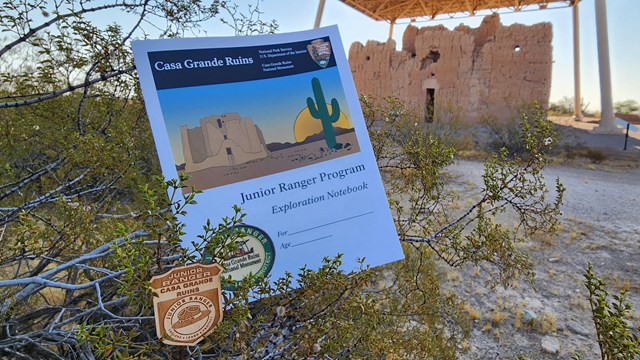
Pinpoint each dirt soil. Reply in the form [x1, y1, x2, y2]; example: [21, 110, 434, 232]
[439, 117, 640, 359]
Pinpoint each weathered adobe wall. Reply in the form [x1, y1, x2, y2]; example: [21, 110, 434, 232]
[181, 112, 269, 171]
[348, 14, 552, 121]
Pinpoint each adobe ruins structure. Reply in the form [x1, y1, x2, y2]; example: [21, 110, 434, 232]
[348, 14, 552, 121]
[180, 113, 269, 172]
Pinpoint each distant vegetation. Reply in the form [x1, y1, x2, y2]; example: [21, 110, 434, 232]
[548, 96, 590, 116]
[614, 99, 640, 114]
[549, 96, 640, 116]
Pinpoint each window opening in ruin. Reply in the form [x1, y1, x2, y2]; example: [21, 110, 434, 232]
[366, 56, 370, 61]
[428, 50, 440, 63]
[226, 147, 232, 155]
[421, 50, 440, 70]
[425, 88, 435, 123]
[513, 45, 521, 52]
[223, 135, 227, 140]
[217, 119, 222, 128]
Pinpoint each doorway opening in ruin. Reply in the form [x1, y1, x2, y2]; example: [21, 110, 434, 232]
[217, 119, 223, 128]
[425, 88, 435, 123]
[226, 147, 235, 165]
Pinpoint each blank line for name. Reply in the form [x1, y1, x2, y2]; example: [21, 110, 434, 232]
[289, 211, 375, 236]
[291, 235, 332, 248]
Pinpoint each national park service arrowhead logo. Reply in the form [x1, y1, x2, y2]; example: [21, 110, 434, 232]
[150, 263, 223, 346]
[307, 39, 332, 68]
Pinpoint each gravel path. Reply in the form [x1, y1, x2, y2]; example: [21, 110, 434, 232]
[449, 159, 640, 227]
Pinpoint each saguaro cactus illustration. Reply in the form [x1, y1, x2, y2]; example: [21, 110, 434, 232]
[307, 77, 341, 149]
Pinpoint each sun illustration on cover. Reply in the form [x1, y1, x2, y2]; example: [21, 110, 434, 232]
[293, 105, 351, 142]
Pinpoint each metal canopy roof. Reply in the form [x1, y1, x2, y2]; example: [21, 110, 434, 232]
[338, 0, 576, 21]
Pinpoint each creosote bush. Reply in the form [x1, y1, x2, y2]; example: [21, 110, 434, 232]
[479, 102, 562, 158]
[572, 262, 640, 360]
[366, 96, 564, 286]
[64, 149, 473, 358]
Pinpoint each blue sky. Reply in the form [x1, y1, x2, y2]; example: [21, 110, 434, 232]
[156, 67, 350, 164]
[206, 0, 639, 113]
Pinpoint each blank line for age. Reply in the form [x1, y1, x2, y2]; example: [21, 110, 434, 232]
[291, 235, 333, 248]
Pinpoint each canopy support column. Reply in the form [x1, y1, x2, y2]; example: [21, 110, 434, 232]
[314, 0, 326, 29]
[594, 0, 618, 133]
[388, 19, 396, 40]
[572, 2, 583, 120]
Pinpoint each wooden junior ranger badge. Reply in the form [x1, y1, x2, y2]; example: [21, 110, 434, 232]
[150, 263, 223, 346]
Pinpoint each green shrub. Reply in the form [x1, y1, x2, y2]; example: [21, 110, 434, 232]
[575, 262, 640, 359]
[480, 103, 557, 158]
[549, 96, 590, 116]
[614, 100, 640, 114]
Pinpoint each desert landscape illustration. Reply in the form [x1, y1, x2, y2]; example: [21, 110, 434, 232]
[177, 112, 359, 192]
[175, 77, 359, 192]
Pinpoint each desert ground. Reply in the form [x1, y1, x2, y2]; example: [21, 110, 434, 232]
[441, 117, 639, 359]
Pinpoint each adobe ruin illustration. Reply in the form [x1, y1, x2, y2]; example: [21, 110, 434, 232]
[180, 113, 269, 173]
[348, 14, 552, 121]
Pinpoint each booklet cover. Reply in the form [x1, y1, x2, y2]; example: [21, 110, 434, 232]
[132, 26, 403, 286]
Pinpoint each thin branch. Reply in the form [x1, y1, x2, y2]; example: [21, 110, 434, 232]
[0, 66, 135, 109]
[94, 283, 153, 321]
[95, 212, 140, 219]
[0, 158, 65, 200]
[0, 270, 125, 290]
[0, 167, 92, 226]
[0, 2, 136, 58]
[0, 230, 147, 313]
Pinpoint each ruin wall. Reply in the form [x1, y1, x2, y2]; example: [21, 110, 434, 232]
[181, 113, 269, 172]
[348, 14, 552, 121]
